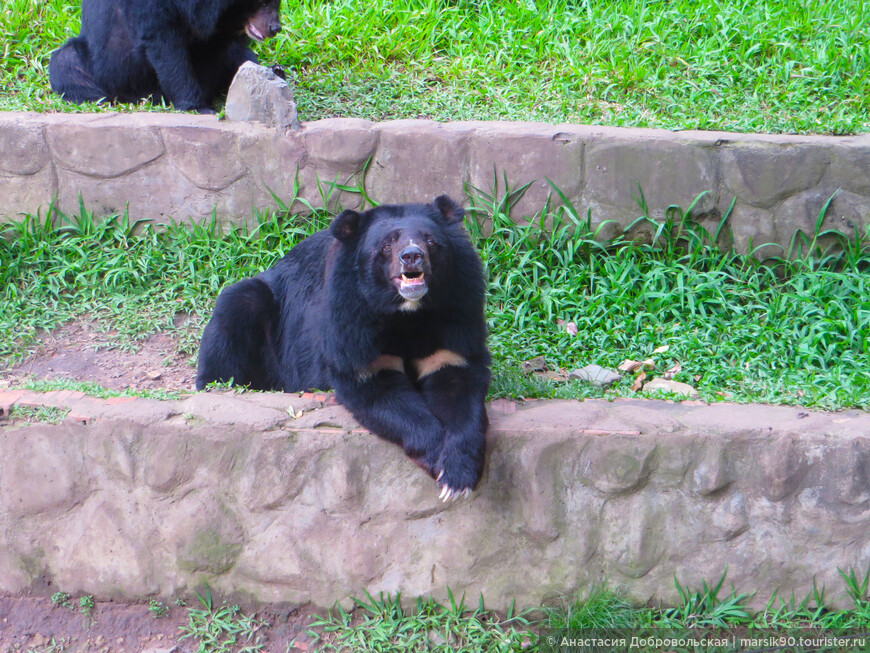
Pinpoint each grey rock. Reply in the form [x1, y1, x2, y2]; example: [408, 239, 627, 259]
[568, 364, 621, 387]
[580, 440, 657, 495]
[642, 377, 699, 397]
[225, 61, 300, 133]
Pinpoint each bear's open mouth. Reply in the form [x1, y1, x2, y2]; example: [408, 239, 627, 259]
[395, 271, 428, 300]
[245, 22, 266, 41]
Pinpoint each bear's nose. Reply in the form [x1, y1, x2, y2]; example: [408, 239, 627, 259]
[400, 245, 424, 267]
[269, 21, 281, 36]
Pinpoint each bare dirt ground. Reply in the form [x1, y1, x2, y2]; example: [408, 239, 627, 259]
[2, 320, 197, 394]
[0, 593, 320, 652]
[1, 321, 323, 652]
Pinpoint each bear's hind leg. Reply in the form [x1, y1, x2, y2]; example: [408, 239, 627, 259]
[49, 38, 107, 103]
[196, 278, 279, 391]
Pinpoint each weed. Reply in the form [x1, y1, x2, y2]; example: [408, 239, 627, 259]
[79, 595, 95, 618]
[51, 592, 72, 609]
[179, 588, 269, 652]
[311, 589, 532, 652]
[148, 598, 170, 618]
[11, 405, 70, 424]
[26, 636, 69, 653]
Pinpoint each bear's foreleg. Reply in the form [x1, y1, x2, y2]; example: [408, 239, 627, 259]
[416, 361, 489, 498]
[333, 369, 445, 474]
[143, 32, 212, 112]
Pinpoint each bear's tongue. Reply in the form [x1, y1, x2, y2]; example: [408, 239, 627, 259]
[245, 22, 265, 41]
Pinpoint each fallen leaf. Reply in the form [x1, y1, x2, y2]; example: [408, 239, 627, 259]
[631, 370, 647, 391]
[652, 345, 670, 354]
[566, 321, 578, 337]
[641, 358, 655, 369]
[663, 362, 682, 380]
[618, 359, 642, 372]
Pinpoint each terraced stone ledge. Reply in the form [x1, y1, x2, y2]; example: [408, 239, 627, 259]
[1, 389, 869, 610]
[3, 111, 870, 252]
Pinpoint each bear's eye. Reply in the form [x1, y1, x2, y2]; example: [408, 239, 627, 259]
[382, 242, 392, 254]
[426, 238, 437, 248]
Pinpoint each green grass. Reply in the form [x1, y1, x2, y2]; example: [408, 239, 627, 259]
[2, 186, 869, 410]
[311, 590, 532, 652]
[307, 570, 870, 652]
[179, 589, 268, 653]
[9, 404, 71, 424]
[3, 0, 870, 133]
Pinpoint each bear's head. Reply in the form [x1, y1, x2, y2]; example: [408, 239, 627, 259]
[330, 196, 467, 312]
[244, 0, 282, 41]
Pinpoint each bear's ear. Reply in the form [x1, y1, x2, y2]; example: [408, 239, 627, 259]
[433, 195, 465, 225]
[330, 209, 363, 242]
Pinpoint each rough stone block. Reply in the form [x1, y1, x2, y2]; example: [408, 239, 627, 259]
[0, 428, 88, 517]
[0, 166, 58, 221]
[46, 122, 165, 178]
[368, 120, 474, 204]
[581, 439, 657, 495]
[162, 125, 245, 191]
[467, 122, 584, 219]
[825, 141, 870, 195]
[52, 497, 160, 597]
[728, 203, 778, 256]
[721, 143, 829, 209]
[2, 398, 870, 610]
[0, 120, 51, 175]
[691, 443, 733, 496]
[54, 159, 214, 222]
[584, 136, 718, 226]
[297, 118, 378, 210]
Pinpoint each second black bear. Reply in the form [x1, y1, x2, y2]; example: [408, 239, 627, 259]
[196, 197, 491, 498]
[49, 0, 282, 113]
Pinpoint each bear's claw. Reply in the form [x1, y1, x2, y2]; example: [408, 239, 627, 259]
[438, 485, 472, 502]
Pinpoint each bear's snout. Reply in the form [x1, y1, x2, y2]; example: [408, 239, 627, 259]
[399, 244, 425, 269]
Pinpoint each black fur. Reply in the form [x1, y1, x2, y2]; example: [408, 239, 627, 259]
[197, 197, 491, 493]
[49, 0, 282, 112]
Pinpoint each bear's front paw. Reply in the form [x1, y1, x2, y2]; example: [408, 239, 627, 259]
[435, 447, 483, 502]
[410, 448, 441, 479]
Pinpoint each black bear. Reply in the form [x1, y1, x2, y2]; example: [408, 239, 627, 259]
[196, 197, 491, 499]
[49, 0, 282, 113]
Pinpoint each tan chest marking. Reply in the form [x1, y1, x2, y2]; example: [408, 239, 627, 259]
[359, 354, 405, 380]
[414, 349, 468, 379]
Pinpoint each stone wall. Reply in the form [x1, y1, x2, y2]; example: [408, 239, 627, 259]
[1, 390, 870, 610]
[2, 111, 870, 252]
